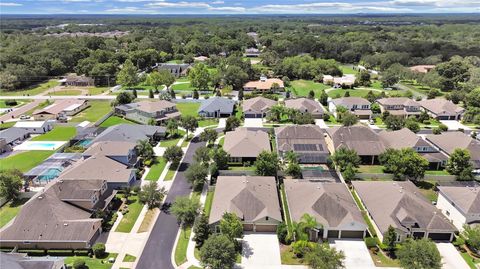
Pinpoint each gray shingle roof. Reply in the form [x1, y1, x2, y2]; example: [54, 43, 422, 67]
[419, 99, 465, 116]
[327, 125, 386, 156]
[0, 127, 29, 144]
[275, 125, 329, 163]
[242, 97, 277, 114]
[332, 97, 371, 107]
[198, 97, 236, 114]
[438, 186, 480, 215]
[426, 132, 480, 169]
[284, 98, 324, 114]
[94, 124, 165, 143]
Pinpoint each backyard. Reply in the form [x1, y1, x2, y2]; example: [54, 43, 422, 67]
[0, 198, 30, 228]
[70, 100, 113, 123]
[99, 115, 136, 128]
[327, 88, 381, 98]
[0, 150, 54, 172]
[176, 102, 200, 117]
[31, 126, 77, 141]
[115, 195, 144, 233]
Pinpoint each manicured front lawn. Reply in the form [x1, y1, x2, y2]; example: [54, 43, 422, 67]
[204, 190, 214, 216]
[357, 165, 384, 174]
[64, 253, 118, 269]
[0, 79, 59, 96]
[228, 166, 255, 171]
[70, 101, 112, 123]
[123, 254, 136, 262]
[0, 198, 29, 228]
[340, 65, 358, 75]
[198, 118, 218, 127]
[0, 150, 54, 172]
[290, 80, 329, 98]
[164, 164, 178, 181]
[145, 158, 167, 181]
[31, 126, 77, 141]
[49, 89, 83, 96]
[174, 227, 192, 265]
[115, 195, 143, 233]
[172, 82, 193, 91]
[160, 132, 185, 147]
[177, 102, 200, 117]
[100, 116, 136, 127]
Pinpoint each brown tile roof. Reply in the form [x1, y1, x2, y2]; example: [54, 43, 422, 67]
[327, 125, 386, 156]
[377, 97, 420, 107]
[223, 128, 271, 158]
[352, 181, 457, 235]
[244, 78, 284, 90]
[135, 100, 176, 113]
[332, 97, 371, 107]
[285, 180, 366, 230]
[438, 186, 480, 215]
[83, 141, 136, 157]
[418, 99, 465, 116]
[209, 176, 282, 224]
[426, 132, 480, 168]
[284, 98, 324, 114]
[242, 97, 277, 114]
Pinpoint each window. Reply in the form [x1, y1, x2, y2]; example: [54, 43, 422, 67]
[266, 217, 269, 220]
[446, 211, 450, 216]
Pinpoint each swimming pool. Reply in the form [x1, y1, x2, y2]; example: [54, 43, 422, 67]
[37, 168, 63, 182]
[14, 141, 67, 151]
[76, 139, 93, 147]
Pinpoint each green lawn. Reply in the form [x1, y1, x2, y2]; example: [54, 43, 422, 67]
[0, 151, 54, 172]
[370, 80, 383, 90]
[123, 254, 136, 262]
[145, 158, 167, 181]
[228, 166, 255, 171]
[160, 131, 185, 147]
[177, 102, 200, 117]
[31, 126, 77, 141]
[327, 88, 378, 98]
[280, 184, 292, 228]
[88, 87, 109, 95]
[0, 79, 59, 96]
[280, 245, 305, 265]
[198, 118, 218, 127]
[70, 101, 112, 123]
[425, 169, 450, 175]
[175, 227, 191, 265]
[49, 89, 83, 96]
[115, 196, 143, 233]
[289, 80, 330, 98]
[164, 164, 178, 181]
[100, 116, 136, 128]
[414, 181, 438, 202]
[358, 165, 385, 174]
[172, 82, 193, 91]
[204, 190, 214, 216]
[0, 198, 29, 228]
[218, 137, 225, 146]
[64, 253, 118, 269]
[340, 65, 358, 75]
[0, 122, 16, 130]
[0, 100, 25, 108]
[461, 251, 480, 269]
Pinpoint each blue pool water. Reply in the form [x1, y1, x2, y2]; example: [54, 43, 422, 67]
[76, 139, 93, 147]
[27, 142, 58, 150]
[37, 168, 63, 182]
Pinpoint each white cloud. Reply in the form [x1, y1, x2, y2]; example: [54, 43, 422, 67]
[390, 0, 480, 7]
[209, 6, 245, 12]
[0, 2, 23, 6]
[146, 1, 210, 8]
[106, 6, 158, 13]
[211, 0, 224, 4]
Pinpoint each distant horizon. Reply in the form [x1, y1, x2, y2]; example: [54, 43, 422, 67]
[1, 0, 479, 15]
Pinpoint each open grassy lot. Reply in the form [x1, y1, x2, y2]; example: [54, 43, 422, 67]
[115, 195, 143, 233]
[64, 253, 118, 269]
[31, 126, 77, 141]
[0, 100, 25, 108]
[100, 116, 136, 128]
[70, 101, 112, 123]
[0, 80, 59, 96]
[174, 227, 191, 265]
[88, 87, 109, 95]
[176, 102, 200, 117]
[289, 80, 330, 98]
[340, 65, 358, 75]
[327, 88, 379, 98]
[49, 89, 83, 96]
[0, 151, 54, 172]
[0, 198, 30, 228]
[145, 158, 167, 181]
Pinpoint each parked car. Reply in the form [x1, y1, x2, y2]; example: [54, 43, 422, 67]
[19, 115, 29, 120]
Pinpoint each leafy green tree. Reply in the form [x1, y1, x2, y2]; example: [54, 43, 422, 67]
[224, 116, 241, 132]
[291, 111, 315, 125]
[357, 71, 371, 87]
[305, 243, 345, 269]
[166, 119, 179, 136]
[319, 90, 329, 106]
[73, 259, 86, 269]
[193, 89, 199, 99]
[147, 70, 175, 91]
[171, 196, 200, 234]
[115, 91, 135, 105]
[194, 146, 211, 164]
[0, 170, 23, 201]
[379, 148, 428, 181]
[219, 212, 243, 242]
[268, 105, 285, 122]
[185, 162, 209, 190]
[136, 140, 154, 163]
[222, 65, 249, 91]
[405, 118, 420, 133]
[200, 129, 218, 145]
[200, 234, 236, 269]
[446, 148, 474, 181]
[193, 213, 211, 247]
[180, 115, 198, 138]
[382, 225, 397, 251]
[436, 58, 470, 91]
[164, 145, 184, 165]
[342, 164, 357, 181]
[463, 225, 480, 253]
[384, 115, 405, 130]
[344, 91, 350, 97]
[92, 243, 106, 258]
[189, 63, 211, 91]
[254, 151, 280, 176]
[397, 238, 441, 269]
[117, 59, 138, 89]
[330, 147, 360, 172]
[148, 89, 154, 98]
[138, 182, 167, 209]
[340, 112, 358, 126]
[276, 222, 289, 244]
[210, 148, 230, 170]
[466, 88, 480, 108]
[308, 90, 315, 99]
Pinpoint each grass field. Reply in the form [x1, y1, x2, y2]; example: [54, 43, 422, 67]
[70, 101, 112, 123]
[198, 118, 218, 127]
[0, 122, 15, 130]
[88, 87, 109, 95]
[327, 88, 379, 98]
[0, 100, 25, 108]
[100, 116, 136, 127]
[64, 253, 118, 269]
[0, 151, 54, 172]
[115, 195, 143, 233]
[340, 65, 358, 75]
[176, 102, 200, 117]
[0, 80, 59, 96]
[145, 158, 167, 181]
[164, 164, 178, 181]
[31, 126, 77, 141]
[289, 80, 330, 98]
[172, 82, 193, 91]
[49, 89, 83, 96]
[174, 227, 192, 265]
[0, 198, 29, 228]
[358, 165, 385, 174]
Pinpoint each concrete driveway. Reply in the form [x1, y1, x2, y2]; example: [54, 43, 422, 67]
[439, 120, 471, 131]
[436, 242, 469, 269]
[329, 239, 375, 269]
[244, 118, 263, 127]
[241, 233, 281, 268]
[315, 119, 328, 129]
[218, 118, 226, 128]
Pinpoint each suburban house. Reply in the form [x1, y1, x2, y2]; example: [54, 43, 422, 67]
[244, 47, 260, 57]
[352, 181, 457, 242]
[0, 127, 29, 153]
[209, 176, 282, 232]
[155, 63, 190, 77]
[0, 179, 115, 250]
[323, 75, 356, 88]
[275, 125, 329, 164]
[25, 153, 83, 186]
[242, 96, 277, 118]
[83, 141, 138, 166]
[223, 128, 271, 163]
[418, 99, 465, 120]
[115, 100, 180, 125]
[325, 125, 386, 164]
[409, 65, 435, 74]
[1, 252, 66, 269]
[94, 124, 166, 144]
[379, 128, 449, 170]
[198, 97, 236, 118]
[62, 75, 95, 87]
[437, 185, 480, 231]
[194, 55, 209, 62]
[328, 97, 372, 119]
[33, 99, 89, 121]
[285, 180, 368, 240]
[13, 121, 53, 134]
[376, 98, 422, 118]
[284, 98, 325, 118]
[426, 132, 480, 171]
[243, 76, 284, 92]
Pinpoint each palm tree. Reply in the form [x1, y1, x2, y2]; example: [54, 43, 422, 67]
[138, 182, 167, 209]
[167, 119, 178, 137]
[136, 140, 154, 162]
[269, 105, 284, 122]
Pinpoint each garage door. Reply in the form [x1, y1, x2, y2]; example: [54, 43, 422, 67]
[340, 230, 364, 239]
[328, 230, 339, 238]
[428, 233, 452, 241]
[412, 232, 425, 239]
[255, 225, 277, 232]
[243, 224, 254, 231]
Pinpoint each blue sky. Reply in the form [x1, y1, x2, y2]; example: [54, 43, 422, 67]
[1, 0, 479, 14]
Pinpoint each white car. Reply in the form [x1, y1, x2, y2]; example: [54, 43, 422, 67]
[19, 115, 30, 120]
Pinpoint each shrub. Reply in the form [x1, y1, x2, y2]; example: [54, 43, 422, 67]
[365, 237, 377, 249]
[439, 123, 448, 132]
[276, 222, 289, 244]
[432, 127, 442, 135]
[73, 259, 86, 269]
[92, 243, 106, 258]
[5, 100, 17, 106]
